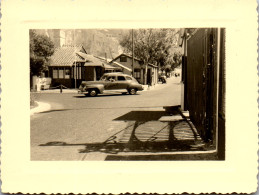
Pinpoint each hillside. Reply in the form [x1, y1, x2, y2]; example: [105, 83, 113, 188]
[35, 29, 129, 60]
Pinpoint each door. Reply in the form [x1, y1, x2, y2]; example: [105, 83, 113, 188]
[96, 67, 103, 81]
[147, 69, 151, 85]
[85, 66, 95, 81]
[104, 75, 117, 90]
[115, 75, 128, 89]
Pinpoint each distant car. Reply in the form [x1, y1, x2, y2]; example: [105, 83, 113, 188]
[161, 75, 167, 84]
[78, 72, 144, 97]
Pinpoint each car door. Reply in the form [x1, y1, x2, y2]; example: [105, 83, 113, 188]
[104, 76, 118, 90]
[116, 76, 128, 89]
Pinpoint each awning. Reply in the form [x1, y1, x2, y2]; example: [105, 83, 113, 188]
[111, 61, 132, 72]
[103, 63, 118, 70]
[78, 52, 104, 66]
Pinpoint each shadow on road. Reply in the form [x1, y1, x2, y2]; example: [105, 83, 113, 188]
[74, 93, 140, 98]
[39, 106, 213, 160]
[39, 109, 71, 114]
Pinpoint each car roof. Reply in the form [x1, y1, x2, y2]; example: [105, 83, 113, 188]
[103, 72, 132, 77]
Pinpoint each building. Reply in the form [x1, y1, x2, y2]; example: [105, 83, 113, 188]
[49, 45, 117, 88]
[110, 53, 158, 85]
[178, 28, 225, 159]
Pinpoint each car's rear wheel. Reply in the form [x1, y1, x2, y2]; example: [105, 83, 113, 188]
[128, 88, 137, 95]
[88, 89, 98, 97]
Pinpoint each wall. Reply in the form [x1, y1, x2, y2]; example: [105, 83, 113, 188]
[85, 66, 96, 81]
[185, 28, 225, 159]
[186, 29, 214, 141]
[51, 78, 73, 88]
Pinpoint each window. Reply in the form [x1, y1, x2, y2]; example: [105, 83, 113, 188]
[134, 69, 141, 79]
[125, 76, 132, 80]
[117, 76, 126, 81]
[120, 56, 127, 62]
[59, 69, 64, 79]
[107, 76, 116, 81]
[65, 68, 70, 79]
[52, 67, 72, 79]
[100, 75, 108, 80]
[53, 68, 58, 79]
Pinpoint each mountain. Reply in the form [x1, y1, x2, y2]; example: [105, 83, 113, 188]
[34, 29, 129, 60]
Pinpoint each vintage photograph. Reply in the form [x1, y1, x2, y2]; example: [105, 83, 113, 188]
[2, 0, 257, 193]
[30, 28, 225, 161]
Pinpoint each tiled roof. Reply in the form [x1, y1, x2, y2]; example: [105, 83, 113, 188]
[50, 45, 124, 69]
[50, 45, 87, 66]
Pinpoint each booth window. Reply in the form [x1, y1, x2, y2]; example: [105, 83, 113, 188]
[59, 69, 64, 79]
[53, 68, 58, 79]
[65, 68, 70, 79]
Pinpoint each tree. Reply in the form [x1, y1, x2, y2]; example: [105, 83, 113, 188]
[120, 29, 180, 84]
[30, 30, 54, 76]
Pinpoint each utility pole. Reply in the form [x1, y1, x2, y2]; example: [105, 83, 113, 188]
[132, 29, 134, 77]
[74, 64, 77, 89]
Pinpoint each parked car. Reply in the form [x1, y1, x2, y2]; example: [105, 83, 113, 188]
[159, 74, 167, 84]
[161, 75, 167, 84]
[78, 72, 144, 97]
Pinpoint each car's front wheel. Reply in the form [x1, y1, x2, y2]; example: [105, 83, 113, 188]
[128, 88, 137, 95]
[88, 89, 98, 97]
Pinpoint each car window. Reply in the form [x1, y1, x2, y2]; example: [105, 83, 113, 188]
[100, 75, 108, 80]
[107, 76, 116, 81]
[125, 76, 133, 80]
[117, 76, 126, 81]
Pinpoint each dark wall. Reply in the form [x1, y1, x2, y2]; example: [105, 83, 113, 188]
[186, 28, 225, 159]
[85, 66, 95, 81]
[217, 28, 226, 159]
[51, 78, 73, 88]
[187, 29, 209, 140]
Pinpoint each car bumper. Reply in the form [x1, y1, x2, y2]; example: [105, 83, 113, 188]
[78, 90, 87, 94]
[139, 86, 144, 91]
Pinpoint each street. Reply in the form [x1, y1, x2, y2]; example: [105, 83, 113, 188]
[31, 77, 202, 160]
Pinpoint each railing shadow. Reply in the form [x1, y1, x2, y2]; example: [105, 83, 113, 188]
[39, 106, 206, 156]
[74, 93, 140, 98]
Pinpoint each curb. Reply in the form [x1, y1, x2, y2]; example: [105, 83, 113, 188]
[33, 90, 79, 94]
[30, 101, 51, 115]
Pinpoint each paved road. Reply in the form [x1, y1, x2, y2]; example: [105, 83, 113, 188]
[31, 77, 181, 160]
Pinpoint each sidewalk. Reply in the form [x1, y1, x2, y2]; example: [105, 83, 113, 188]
[104, 106, 217, 160]
[78, 106, 217, 160]
[32, 76, 181, 93]
[33, 88, 79, 94]
[30, 101, 51, 115]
